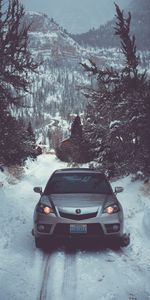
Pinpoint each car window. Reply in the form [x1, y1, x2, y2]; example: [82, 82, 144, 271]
[44, 173, 112, 195]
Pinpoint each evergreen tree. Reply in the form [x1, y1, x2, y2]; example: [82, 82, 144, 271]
[27, 121, 36, 143]
[70, 115, 82, 140]
[56, 115, 90, 164]
[0, 114, 36, 165]
[0, 0, 38, 166]
[26, 121, 36, 156]
[82, 4, 150, 177]
[112, 3, 150, 175]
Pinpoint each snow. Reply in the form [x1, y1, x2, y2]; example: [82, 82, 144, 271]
[27, 11, 42, 16]
[109, 120, 121, 128]
[0, 155, 150, 300]
[29, 31, 58, 39]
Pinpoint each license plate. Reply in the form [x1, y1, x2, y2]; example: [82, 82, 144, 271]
[70, 224, 87, 234]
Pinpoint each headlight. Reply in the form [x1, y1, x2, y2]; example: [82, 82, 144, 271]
[37, 204, 54, 215]
[43, 206, 54, 215]
[104, 204, 119, 214]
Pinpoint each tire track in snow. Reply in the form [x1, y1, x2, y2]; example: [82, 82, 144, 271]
[36, 244, 150, 300]
[37, 248, 66, 300]
[61, 248, 78, 300]
[38, 253, 51, 300]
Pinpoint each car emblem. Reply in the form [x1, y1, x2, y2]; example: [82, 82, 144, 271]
[76, 209, 81, 214]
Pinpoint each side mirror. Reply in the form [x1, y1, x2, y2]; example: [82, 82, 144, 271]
[33, 186, 42, 194]
[114, 186, 124, 194]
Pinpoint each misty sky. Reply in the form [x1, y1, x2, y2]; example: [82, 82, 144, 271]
[20, 0, 131, 33]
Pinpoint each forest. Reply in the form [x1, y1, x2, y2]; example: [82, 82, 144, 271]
[0, 0, 150, 179]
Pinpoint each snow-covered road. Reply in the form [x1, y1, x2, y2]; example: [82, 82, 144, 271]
[0, 154, 150, 300]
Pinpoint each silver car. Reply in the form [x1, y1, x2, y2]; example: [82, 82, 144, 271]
[33, 168, 130, 248]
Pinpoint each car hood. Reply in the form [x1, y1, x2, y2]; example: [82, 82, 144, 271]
[40, 193, 116, 210]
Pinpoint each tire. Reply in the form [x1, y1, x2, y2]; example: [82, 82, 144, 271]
[35, 237, 53, 250]
[120, 233, 130, 247]
[109, 238, 121, 250]
[35, 237, 45, 249]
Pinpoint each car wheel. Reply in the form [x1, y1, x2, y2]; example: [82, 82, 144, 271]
[35, 237, 45, 248]
[108, 238, 121, 250]
[120, 233, 130, 247]
[35, 237, 54, 250]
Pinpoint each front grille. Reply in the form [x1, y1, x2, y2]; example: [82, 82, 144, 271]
[53, 223, 104, 236]
[59, 211, 97, 220]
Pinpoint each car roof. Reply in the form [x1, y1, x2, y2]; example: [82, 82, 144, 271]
[53, 168, 105, 175]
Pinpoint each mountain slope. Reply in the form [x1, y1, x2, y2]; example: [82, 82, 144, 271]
[25, 12, 81, 66]
[20, 11, 149, 147]
[21, 0, 131, 34]
[129, 0, 150, 50]
[71, 0, 150, 50]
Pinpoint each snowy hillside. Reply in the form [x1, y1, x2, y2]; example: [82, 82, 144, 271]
[72, 0, 150, 51]
[21, 0, 131, 34]
[11, 9, 149, 152]
[19, 12, 129, 145]
[0, 154, 150, 299]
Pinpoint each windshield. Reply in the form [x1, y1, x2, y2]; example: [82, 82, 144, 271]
[44, 173, 112, 195]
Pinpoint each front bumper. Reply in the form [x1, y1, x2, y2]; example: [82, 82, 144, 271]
[33, 210, 123, 240]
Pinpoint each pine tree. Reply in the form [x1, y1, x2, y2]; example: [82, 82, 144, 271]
[69, 115, 86, 163]
[113, 3, 150, 175]
[26, 121, 36, 156]
[70, 115, 82, 140]
[81, 4, 150, 177]
[56, 115, 90, 164]
[27, 121, 35, 143]
[0, 114, 36, 165]
[0, 0, 38, 166]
